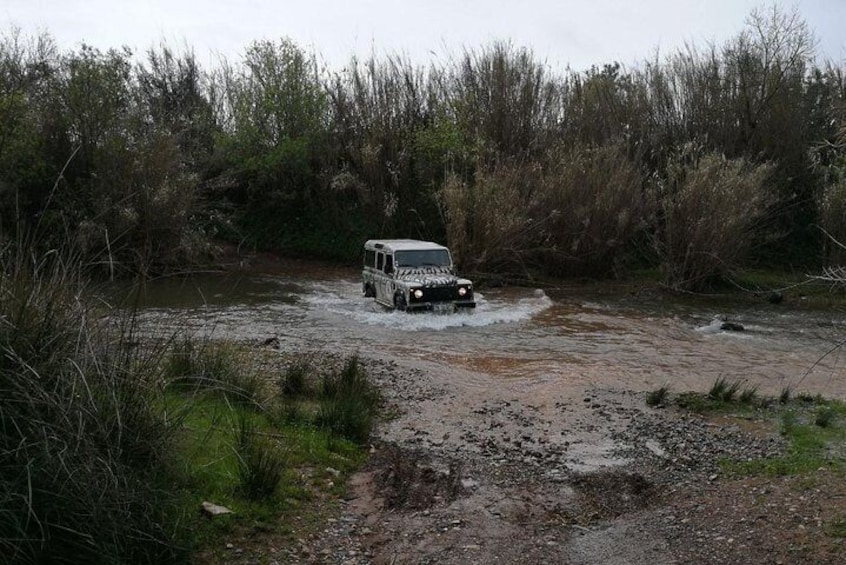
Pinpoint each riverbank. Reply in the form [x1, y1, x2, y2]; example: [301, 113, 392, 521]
[211, 347, 846, 564]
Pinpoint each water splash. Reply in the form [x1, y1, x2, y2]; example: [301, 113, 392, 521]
[305, 282, 552, 331]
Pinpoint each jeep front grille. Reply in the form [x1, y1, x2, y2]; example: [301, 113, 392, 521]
[411, 286, 471, 303]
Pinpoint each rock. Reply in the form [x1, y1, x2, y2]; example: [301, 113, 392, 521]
[262, 336, 281, 348]
[201, 501, 233, 517]
[720, 321, 744, 332]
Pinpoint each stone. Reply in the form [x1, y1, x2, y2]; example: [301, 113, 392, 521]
[201, 501, 233, 517]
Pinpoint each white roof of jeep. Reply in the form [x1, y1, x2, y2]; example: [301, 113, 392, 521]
[364, 239, 448, 252]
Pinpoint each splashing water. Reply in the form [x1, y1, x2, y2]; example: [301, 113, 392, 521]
[304, 281, 553, 331]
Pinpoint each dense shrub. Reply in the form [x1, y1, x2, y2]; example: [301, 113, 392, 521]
[442, 144, 650, 277]
[654, 146, 773, 290]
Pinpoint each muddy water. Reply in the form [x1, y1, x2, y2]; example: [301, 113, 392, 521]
[127, 265, 846, 398]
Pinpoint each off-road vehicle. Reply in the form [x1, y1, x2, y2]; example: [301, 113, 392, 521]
[362, 239, 475, 312]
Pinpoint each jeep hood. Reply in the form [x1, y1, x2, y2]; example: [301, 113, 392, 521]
[395, 267, 458, 287]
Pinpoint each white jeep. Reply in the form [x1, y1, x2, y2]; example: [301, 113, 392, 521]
[362, 239, 475, 311]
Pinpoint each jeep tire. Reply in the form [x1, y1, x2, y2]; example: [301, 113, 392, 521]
[394, 292, 407, 311]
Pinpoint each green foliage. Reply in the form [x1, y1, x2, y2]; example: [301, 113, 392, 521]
[816, 406, 836, 428]
[779, 386, 793, 404]
[826, 516, 846, 538]
[2, 4, 845, 277]
[280, 360, 311, 398]
[675, 391, 708, 413]
[676, 378, 762, 413]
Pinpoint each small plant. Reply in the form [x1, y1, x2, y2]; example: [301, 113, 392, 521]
[780, 411, 798, 436]
[827, 516, 846, 538]
[646, 385, 670, 407]
[165, 338, 264, 407]
[280, 398, 306, 424]
[708, 377, 728, 401]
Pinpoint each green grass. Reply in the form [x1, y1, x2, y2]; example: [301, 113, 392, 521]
[722, 399, 846, 477]
[673, 377, 764, 414]
[827, 516, 846, 538]
[166, 388, 366, 554]
[159, 347, 378, 557]
[667, 376, 846, 479]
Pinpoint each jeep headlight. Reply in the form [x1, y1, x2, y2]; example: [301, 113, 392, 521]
[458, 287, 468, 297]
[413, 289, 424, 299]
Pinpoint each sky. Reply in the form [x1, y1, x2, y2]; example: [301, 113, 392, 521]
[4, 1, 845, 72]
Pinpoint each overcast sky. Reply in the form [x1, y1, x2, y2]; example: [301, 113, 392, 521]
[4, 1, 845, 72]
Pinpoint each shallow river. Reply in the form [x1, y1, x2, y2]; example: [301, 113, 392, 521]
[126, 263, 846, 398]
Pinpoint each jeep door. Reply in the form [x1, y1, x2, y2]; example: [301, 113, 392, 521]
[372, 251, 391, 306]
[379, 253, 396, 305]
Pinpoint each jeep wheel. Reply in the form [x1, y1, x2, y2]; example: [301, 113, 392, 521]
[363, 284, 375, 298]
[393, 292, 407, 311]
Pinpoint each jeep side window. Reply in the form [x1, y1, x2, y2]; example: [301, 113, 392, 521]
[384, 254, 394, 274]
[376, 253, 384, 271]
[364, 249, 376, 267]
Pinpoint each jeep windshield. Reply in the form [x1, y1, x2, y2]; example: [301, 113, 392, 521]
[395, 249, 452, 268]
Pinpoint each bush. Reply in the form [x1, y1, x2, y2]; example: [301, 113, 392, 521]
[441, 143, 650, 277]
[280, 360, 311, 398]
[815, 407, 836, 428]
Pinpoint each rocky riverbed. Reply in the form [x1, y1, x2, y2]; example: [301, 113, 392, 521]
[235, 352, 844, 565]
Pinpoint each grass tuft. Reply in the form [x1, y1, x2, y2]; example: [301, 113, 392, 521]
[779, 386, 792, 404]
[707, 376, 745, 403]
[646, 385, 670, 407]
[280, 360, 312, 398]
[235, 414, 287, 500]
[815, 407, 836, 428]
[739, 384, 759, 404]
[316, 356, 381, 444]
